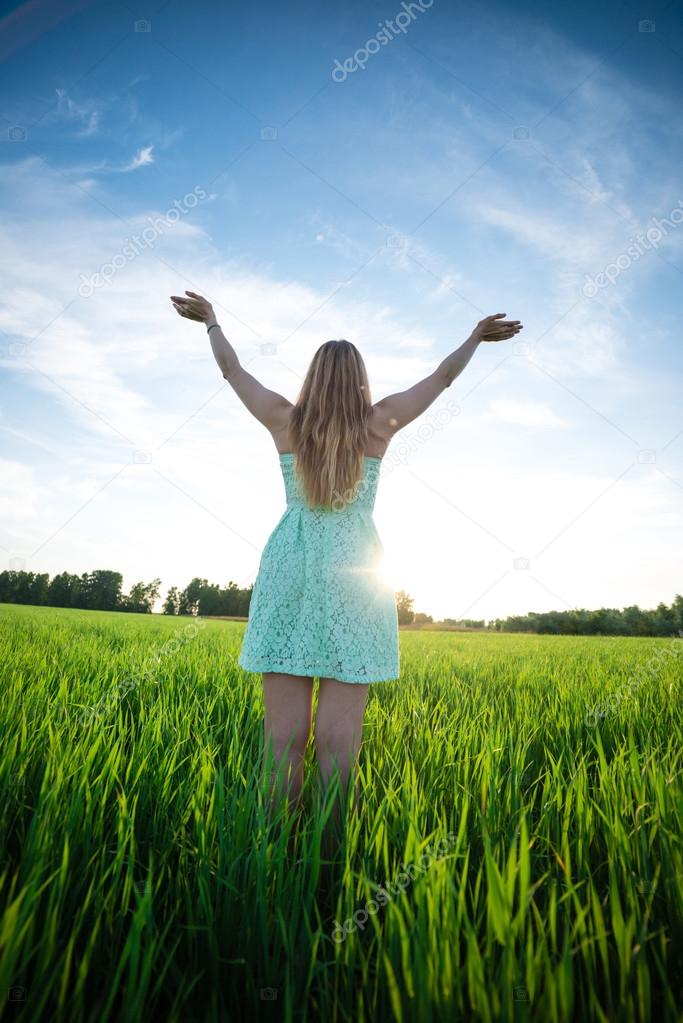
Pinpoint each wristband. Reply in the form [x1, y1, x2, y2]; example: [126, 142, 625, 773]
[207, 323, 219, 333]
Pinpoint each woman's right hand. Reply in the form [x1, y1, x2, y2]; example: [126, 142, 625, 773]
[170, 290, 215, 325]
[469, 313, 523, 344]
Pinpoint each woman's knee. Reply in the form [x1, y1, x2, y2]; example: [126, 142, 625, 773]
[265, 722, 311, 761]
[314, 723, 362, 760]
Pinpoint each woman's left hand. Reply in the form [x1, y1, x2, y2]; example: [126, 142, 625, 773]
[170, 290, 215, 324]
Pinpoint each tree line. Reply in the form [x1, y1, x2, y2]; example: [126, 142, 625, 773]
[162, 579, 251, 617]
[0, 570, 252, 617]
[1, 570, 681, 636]
[397, 589, 683, 636]
[488, 597, 683, 637]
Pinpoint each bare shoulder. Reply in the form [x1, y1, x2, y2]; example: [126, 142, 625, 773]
[270, 406, 296, 454]
[366, 403, 395, 456]
[370, 399, 397, 440]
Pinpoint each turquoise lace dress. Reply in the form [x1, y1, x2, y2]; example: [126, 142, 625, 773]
[238, 454, 399, 683]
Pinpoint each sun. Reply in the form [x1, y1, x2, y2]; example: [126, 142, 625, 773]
[377, 547, 403, 591]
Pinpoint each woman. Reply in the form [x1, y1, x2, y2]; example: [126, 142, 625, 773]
[171, 291, 522, 813]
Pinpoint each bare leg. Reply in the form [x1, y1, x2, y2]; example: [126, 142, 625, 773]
[262, 673, 314, 815]
[314, 677, 369, 829]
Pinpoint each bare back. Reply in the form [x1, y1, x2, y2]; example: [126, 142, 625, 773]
[269, 405, 395, 459]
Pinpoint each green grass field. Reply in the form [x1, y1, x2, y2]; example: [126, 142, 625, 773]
[1, 602, 682, 1022]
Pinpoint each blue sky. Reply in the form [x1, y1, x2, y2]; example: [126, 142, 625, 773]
[1, 0, 682, 620]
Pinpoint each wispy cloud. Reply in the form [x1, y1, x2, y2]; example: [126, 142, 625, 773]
[55, 88, 100, 137]
[120, 145, 154, 172]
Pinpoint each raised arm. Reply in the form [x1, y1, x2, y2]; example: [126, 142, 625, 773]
[170, 291, 292, 434]
[372, 313, 522, 436]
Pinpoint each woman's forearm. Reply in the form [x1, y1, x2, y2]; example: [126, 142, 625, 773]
[205, 317, 241, 378]
[436, 334, 481, 388]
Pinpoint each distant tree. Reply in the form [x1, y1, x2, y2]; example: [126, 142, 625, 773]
[78, 570, 123, 611]
[48, 571, 81, 608]
[414, 612, 433, 625]
[654, 601, 676, 636]
[179, 577, 205, 616]
[196, 582, 222, 617]
[30, 572, 50, 605]
[673, 594, 683, 635]
[622, 605, 645, 635]
[173, 578, 252, 617]
[221, 580, 252, 616]
[163, 586, 180, 615]
[25, 572, 49, 605]
[440, 618, 483, 629]
[0, 570, 49, 606]
[9, 571, 30, 604]
[120, 579, 161, 613]
[396, 590, 415, 625]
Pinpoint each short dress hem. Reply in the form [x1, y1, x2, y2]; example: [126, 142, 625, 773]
[238, 653, 399, 684]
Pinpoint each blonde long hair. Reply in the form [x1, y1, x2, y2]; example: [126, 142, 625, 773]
[289, 339, 372, 509]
